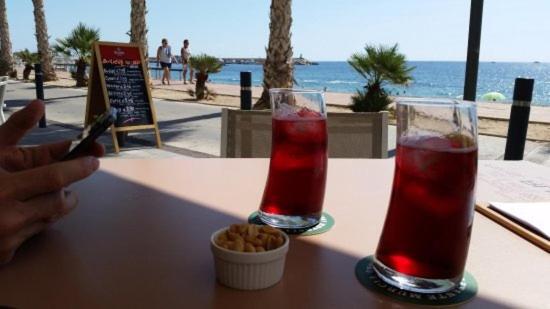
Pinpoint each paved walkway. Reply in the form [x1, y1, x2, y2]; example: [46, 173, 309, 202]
[3, 81, 550, 166]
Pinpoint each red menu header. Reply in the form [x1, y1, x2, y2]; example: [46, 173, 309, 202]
[99, 45, 142, 66]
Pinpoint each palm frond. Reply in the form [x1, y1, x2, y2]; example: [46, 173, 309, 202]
[347, 43, 413, 112]
[52, 23, 100, 61]
[188, 54, 223, 75]
[348, 43, 414, 88]
[14, 49, 40, 65]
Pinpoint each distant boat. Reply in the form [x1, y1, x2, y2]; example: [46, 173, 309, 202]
[534, 61, 541, 64]
[294, 54, 318, 65]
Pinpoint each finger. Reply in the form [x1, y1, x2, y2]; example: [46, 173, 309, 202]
[5, 156, 99, 201]
[0, 191, 75, 264]
[0, 100, 45, 147]
[90, 142, 105, 158]
[22, 190, 78, 223]
[20, 140, 104, 168]
[0, 221, 49, 265]
[17, 221, 49, 245]
[38, 140, 73, 162]
[7, 141, 72, 171]
[0, 141, 70, 172]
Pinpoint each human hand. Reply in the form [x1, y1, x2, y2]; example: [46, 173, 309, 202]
[0, 100, 104, 172]
[0, 157, 99, 263]
[0, 100, 102, 264]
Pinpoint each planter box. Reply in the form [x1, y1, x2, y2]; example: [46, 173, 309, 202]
[221, 109, 388, 158]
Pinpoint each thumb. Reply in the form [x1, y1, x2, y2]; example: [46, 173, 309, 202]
[0, 100, 45, 146]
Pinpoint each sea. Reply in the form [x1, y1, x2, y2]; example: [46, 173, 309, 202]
[156, 61, 550, 106]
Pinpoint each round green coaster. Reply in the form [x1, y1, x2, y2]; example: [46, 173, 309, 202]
[248, 211, 334, 236]
[355, 256, 478, 306]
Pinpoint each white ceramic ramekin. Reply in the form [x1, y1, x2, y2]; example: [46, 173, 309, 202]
[210, 227, 289, 290]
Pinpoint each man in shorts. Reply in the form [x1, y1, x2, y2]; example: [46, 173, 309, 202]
[181, 39, 194, 84]
[157, 38, 174, 85]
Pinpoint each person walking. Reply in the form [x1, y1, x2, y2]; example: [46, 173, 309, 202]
[181, 39, 194, 84]
[157, 38, 175, 85]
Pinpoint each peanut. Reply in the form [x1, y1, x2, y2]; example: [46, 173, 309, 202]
[215, 224, 285, 253]
[261, 225, 280, 235]
[247, 225, 258, 238]
[274, 235, 285, 248]
[229, 224, 240, 233]
[216, 233, 228, 244]
[245, 235, 263, 247]
[230, 240, 245, 252]
[227, 231, 242, 242]
[244, 243, 256, 253]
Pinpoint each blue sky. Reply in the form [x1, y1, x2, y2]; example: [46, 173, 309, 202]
[5, 0, 550, 62]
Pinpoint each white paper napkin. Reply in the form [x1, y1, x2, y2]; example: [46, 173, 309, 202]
[489, 202, 550, 240]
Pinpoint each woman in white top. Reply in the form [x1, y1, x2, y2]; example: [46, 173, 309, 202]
[157, 38, 175, 85]
[181, 39, 194, 84]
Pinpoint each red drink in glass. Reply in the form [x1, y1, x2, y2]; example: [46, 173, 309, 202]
[260, 113, 328, 218]
[375, 135, 477, 280]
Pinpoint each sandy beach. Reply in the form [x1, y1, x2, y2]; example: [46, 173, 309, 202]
[23, 69, 550, 141]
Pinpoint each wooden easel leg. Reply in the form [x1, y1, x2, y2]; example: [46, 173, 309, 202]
[154, 127, 162, 149]
[111, 127, 120, 154]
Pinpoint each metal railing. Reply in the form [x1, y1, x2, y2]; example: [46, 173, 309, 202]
[148, 67, 184, 81]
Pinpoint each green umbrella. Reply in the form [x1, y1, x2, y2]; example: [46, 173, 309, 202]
[481, 92, 506, 102]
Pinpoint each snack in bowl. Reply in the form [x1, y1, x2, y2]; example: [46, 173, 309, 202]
[215, 224, 286, 253]
[211, 224, 289, 290]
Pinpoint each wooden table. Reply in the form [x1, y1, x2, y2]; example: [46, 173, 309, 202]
[0, 159, 548, 308]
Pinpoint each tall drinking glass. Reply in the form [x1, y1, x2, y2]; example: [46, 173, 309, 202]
[374, 98, 478, 293]
[259, 89, 328, 229]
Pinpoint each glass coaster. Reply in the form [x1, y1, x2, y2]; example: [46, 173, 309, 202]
[355, 255, 478, 306]
[248, 211, 334, 236]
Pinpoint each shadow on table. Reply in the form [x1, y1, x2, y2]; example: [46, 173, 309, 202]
[0, 171, 515, 309]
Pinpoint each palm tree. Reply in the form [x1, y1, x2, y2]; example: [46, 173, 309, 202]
[32, 0, 56, 81]
[0, 0, 14, 76]
[130, 0, 148, 59]
[14, 49, 39, 80]
[53, 23, 100, 87]
[188, 54, 223, 100]
[348, 44, 414, 112]
[253, 0, 293, 110]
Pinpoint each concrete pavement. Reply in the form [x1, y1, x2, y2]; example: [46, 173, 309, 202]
[4, 81, 219, 158]
[3, 81, 550, 166]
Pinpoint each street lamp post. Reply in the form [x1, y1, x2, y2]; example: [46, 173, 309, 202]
[463, 0, 484, 102]
[34, 63, 47, 128]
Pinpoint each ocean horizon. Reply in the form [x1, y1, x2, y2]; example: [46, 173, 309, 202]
[153, 61, 550, 106]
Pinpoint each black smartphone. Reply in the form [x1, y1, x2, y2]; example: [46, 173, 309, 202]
[62, 110, 116, 161]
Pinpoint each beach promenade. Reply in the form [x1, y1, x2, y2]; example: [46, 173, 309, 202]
[149, 80, 550, 141]
[152, 80, 550, 123]
[45, 69, 550, 125]
[3, 80, 549, 166]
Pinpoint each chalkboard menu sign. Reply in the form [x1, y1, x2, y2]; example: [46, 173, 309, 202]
[85, 41, 161, 153]
[99, 45, 153, 127]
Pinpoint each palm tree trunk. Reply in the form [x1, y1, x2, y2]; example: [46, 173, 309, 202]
[32, 0, 56, 81]
[254, 0, 293, 110]
[23, 64, 33, 80]
[0, 0, 14, 76]
[130, 0, 148, 59]
[75, 58, 87, 87]
[195, 73, 208, 100]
